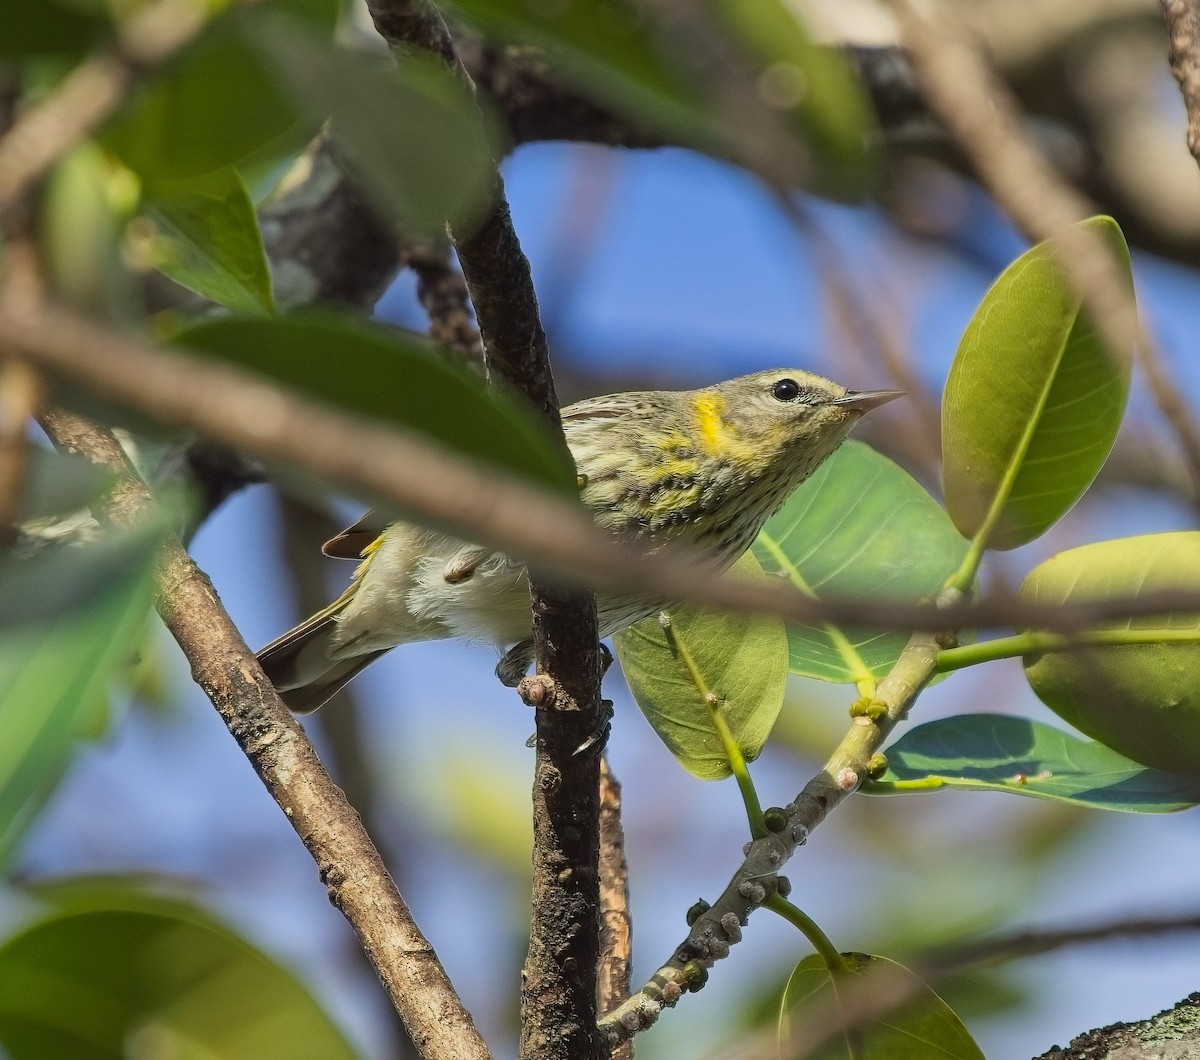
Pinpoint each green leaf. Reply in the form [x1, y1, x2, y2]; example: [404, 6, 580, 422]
[249, 19, 496, 237]
[942, 216, 1133, 551]
[19, 448, 113, 522]
[780, 953, 984, 1059]
[99, 0, 339, 182]
[752, 441, 968, 685]
[141, 167, 276, 316]
[0, 0, 108, 58]
[868, 714, 1200, 812]
[1020, 532, 1200, 774]
[0, 883, 361, 1060]
[707, 0, 877, 200]
[0, 519, 164, 628]
[612, 552, 788, 779]
[445, 0, 715, 150]
[171, 313, 576, 492]
[0, 526, 162, 864]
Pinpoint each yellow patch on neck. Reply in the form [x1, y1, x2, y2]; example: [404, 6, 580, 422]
[693, 393, 728, 453]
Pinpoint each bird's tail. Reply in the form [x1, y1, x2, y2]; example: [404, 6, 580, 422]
[256, 596, 389, 714]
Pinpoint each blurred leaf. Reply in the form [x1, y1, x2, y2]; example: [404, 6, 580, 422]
[0, 525, 161, 864]
[141, 167, 275, 315]
[1021, 532, 1200, 774]
[0, 0, 108, 58]
[780, 953, 984, 1059]
[171, 313, 576, 492]
[0, 882, 361, 1060]
[445, 0, 714, 149]
[942, 216, 1132, 551]
[250, 20, 496, 237]
[19, 448, 113, 522]
[613, 551, 787, 779]
[707, 0, 877, 199]
[870, 714, 1200, 812]
[0, 519, 164, 628]
[40, 143, 139, 318]
[752, 442, 968, 685]
[100, 0, 340, 181]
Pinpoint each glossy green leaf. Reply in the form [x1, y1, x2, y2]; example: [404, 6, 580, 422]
[707, 0, 877, 199]
[868, 714, 1200, 812]
[613, 552, 787, 779]
[1020, 533, 1200, 774]
[0, 527, 161, 864]
[0, 884, 360, 1060]
[250, 20, 496, 237]
[752, 441, 968, 684]
[0, 0, 108, 58]
[780, 953, 984, 1059]
[942, 216, 1132, 550]
[19, 448, 113, 522]
[171, 313, 575, 492]
[142, 167, 275, 316]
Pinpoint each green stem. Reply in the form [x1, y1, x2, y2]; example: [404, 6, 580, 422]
[765, 893, 849, 975]
[860, 776, 946, 795]
[660, 614, 766, 837]
[936, 627, 1200, 672]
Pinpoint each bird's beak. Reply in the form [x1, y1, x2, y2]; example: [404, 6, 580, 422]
[831, 390, 905, 412]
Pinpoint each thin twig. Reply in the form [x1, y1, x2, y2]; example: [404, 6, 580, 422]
[885, 0, 1200, 498]
[597, 754, 633, 1060]
[1161, 0, 1200, 164]
[403, 242, 485, 372]
[38, 408, 491, 1060]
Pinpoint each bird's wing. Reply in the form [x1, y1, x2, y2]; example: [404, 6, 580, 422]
[322, 511, 392, 559]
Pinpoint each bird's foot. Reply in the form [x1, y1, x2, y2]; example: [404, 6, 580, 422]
[497, 638, 536, 687]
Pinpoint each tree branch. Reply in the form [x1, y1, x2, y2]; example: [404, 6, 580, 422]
[7, 299, 1200, 636]
[362, 3, 607, 1057]
[37, 408, 490, 1060]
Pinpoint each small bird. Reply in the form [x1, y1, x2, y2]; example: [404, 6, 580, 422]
[258, 369, 900, 711]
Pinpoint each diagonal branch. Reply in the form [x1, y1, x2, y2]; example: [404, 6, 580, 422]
[37, 408, 490, 1060]
[7, 299, 1200, 635]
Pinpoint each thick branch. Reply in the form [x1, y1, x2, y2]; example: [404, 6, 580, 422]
[1162, 0, 1200, 164]
[38, 409, 490, 1060]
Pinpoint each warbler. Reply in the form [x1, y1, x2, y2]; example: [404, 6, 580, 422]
[258, 369, 900, 711]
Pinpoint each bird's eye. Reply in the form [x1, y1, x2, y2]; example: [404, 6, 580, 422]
[772, 378, 801, 402]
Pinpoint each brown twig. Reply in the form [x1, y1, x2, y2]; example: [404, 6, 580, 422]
[8, 298, 1200, 635]
[37, 408, 490, 1060]
[403, 242, 485, 372]
[597, 754, 633, 1060]
[1162, 0, 1200, 164]
[885, 0, 1200, 499]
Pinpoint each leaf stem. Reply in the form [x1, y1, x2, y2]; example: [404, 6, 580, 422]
[935, 627, 1200, 672]
[660, 613, 766, 837]
[765, 893, 850, 975]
